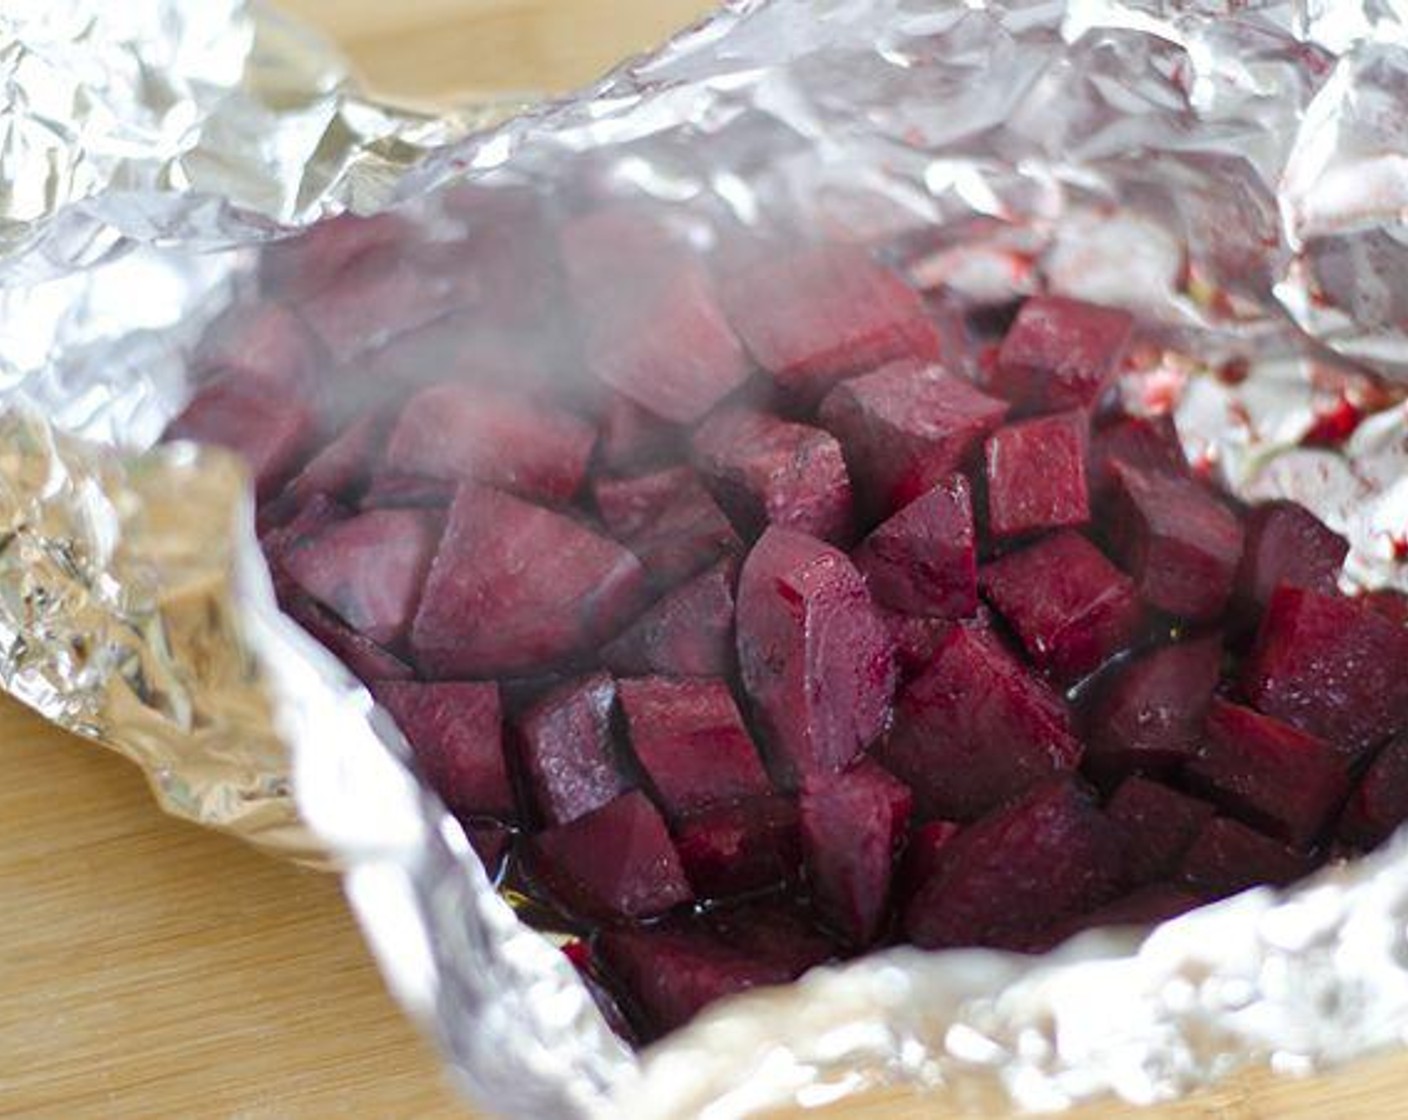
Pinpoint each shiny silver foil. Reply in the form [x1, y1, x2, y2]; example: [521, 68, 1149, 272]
[4, 1, 1408, 1117]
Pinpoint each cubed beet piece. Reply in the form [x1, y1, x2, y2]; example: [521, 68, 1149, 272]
[1363, 588, 1408, 627]
[384, 384, 595, 504]
[979, 530, 1143, 682]
[597, 391, 684, 473]
[562, 209, 750, 424]
[282, 508, 438, 648]
[800, 760, 912, 946]
[360, 471, 457, 511]
[372, 681, 514, 820]
[1178, 817, 1315, 900]
[736, 528, 895, 786]
[529, 791, 692, 920]
[704, 896, 837, 976]
[896, 820, 963, 903]
[1081, 636, 1222, 780]
[594, 467, 740, 589]
[1107, 777, 1215, 886]
[411, 486, 647, 677]
[1338, 732, 1408, 851]
[515, 673, 631, 827]
[195, 300, 324, 393]
[1103, 463, 1244, 622]
[278, 582, 415, 684]
[718, 244, 942, 403]
[819, 360, 1009, 517]
[467, 824, 510, 878]
[1028, 884, 1203, 950]
[619, 677, 770, 819]
[1088, 412, 1190, 500]
[1185, 699, 1349, 848]
[1233, 501, 1348, 624]
[692, 407, 855, 546]
[286, 412, 383, 506]
[874, 624, 1082, 822]
[984, 410, 1091, 540]
[883, 613, 959, 680]
[674, 795, 801, 898]
[903, 778, 1124, 949]
[260, 491, 349, 569]
[1243, 585, 1408, 760]
[852, 476, 977, 618]
[990, 296, 1134, 413]
[260, 212, 411, 300]
[601, 561, 735, 678]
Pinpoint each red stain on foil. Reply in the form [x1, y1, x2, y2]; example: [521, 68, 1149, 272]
[1216, 356, 1250, 386]
[1390, 534, 1408, 563]
[1303, 395, 1365, 447]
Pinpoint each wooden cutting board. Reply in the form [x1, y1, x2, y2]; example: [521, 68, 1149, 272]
[3, 2, 1404, 1117]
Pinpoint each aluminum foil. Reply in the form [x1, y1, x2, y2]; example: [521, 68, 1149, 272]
[5, 1, 1408, 1118]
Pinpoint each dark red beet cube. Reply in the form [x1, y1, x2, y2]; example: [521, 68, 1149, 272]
[601, 561, 735, 678]
[278, 581, 415, 683]
[984, 410, 1091, 540]
[594, 467, 740, 589]
[529, 791, 692, 920]
[597, 391, 683, 473]
[286, 412, 383, 506]
[410, 486, 646, 677]
[1338, 732, 1408, 851]
[515, 673, 631, 827]
[1029, 884, 1203, 950]
[903, 778, 1124, 949]
[1178, 817, 1315, 900]
[260, 212, 411, 301]
[979, 530, 1143, 682]
[674, 795, 801, 898]
[1234, 501, 1348, 622]
[1107, 777, 1215, 885]
[467, 824, 510, 877]
[1362, 588, 1408, 627]
[360, 471, 457, 511]
[818, 360, 1009, 516]
[704, 897, 837, 976]
[1185, 699, 1349, 848]
[874, 624, 1081, 822]
[1242, 585, 1408, 760]
[852, 476, 977, 618]
[619, 677, 770, 819]
[1088, 411, 1190, 500]
[372, 681, 515, 820]
[260, 491, 349, 569]
[896, 820, 963, 903]
[883, 613, 959, 680]
[991, 296, 1134, 413]
[195, 301, 323, 394]
[736, 528, 895, 786]
[692, 407, 855, 546]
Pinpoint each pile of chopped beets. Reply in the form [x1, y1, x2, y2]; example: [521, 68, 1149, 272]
[164, 188, 1408, 1044]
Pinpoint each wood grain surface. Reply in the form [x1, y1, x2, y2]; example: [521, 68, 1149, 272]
[3, 2, 1406, 1118]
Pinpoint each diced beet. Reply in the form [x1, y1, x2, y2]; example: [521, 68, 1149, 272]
[875, 624, 1082, 822]
[562, 209, 750, 424]
[1233, 501, 1348, 623]
[1027, 884, 1203, 950]
[896, 820, 963, 903]
[1088, 412, 1190, 500]
[903, 778, 1124, 949]
[515, 673, 630, 827]
[410, 486, 647, 677]
[373, 681, 515, 820]
[1107, 777, 1215, 885]
[1081, 636, 1222, 780]
[979, 531, 1143, 682]
[1362, 587, 1408, 627]
[983, 411, 1091, 540]
[286, 412, 383, 506]
[1338, 732, 1408, 851]
[260, 491, 349, 569]
[601, 561, 735, 678]
[1178, 817, 1315, 900]
[691, 408, 855, 546]
[1185, 699, 1349, 848]
[618, 677, 770, 819]
[818, 360, 1009, 516]
[883, 613, 959, 679]
[736, 528, 895, 786]
[1242, 585, 1408, 760]
[719, 244, 942, 403]
[594, 467, 740, 588]
[674, 795, 801, 897]
[260, 212, 411, 301]
[360, 472, 457, 510]
[277, 581, 415, 683]
[990, 296, 1134, 413]
[1103, 463, 1244, 622]
[852, 476, 977, 618]
[195, 301, 323, 393]
[468, 824, 510, 877]
[529, 791, 692, 920]
[800, 761, 912, 945]
[597, 391, 684, 472]
[384, 384, 595, 504]
[704, 896, 837, 976]
[282, 508, 438, 647]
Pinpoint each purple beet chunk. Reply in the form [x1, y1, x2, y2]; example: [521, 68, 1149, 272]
[410, 485, 647, 677]
[277, 581, 414, 683]
[1178, 817, 1316, 900]
[874, 624, 1081, 822]
[736, 527, 895, 786]
[674, 795, 801, 898]
[1363, 587, 1408, 627]
[1338, 732, 1408, 851]
[601, 561, 735, 678]
[691, 407, 855, 546]
[1107, 776, 1215, 886]
[1104, 463, 1244, 622]
[896, 820, 963, 903]
[819, 360, 1009, 517]
[260, 212, 411, 301]
[1088, 411, 1190, 500]
[562, 209, 750, 424]
[1028, 884, 1203, 950]
[594, 467, 741, 588]
[467, 824, 510, 877]
[1185, 699, 1349, 848]
[372, 681, 515, 820]
[619, 677, 771, 819]
[903, 777, 1125, 949]
[800, 760, 912, 945]
[360, 471, 457, 510]
[990, 296, 1135, 413]
[1233, 501, 1348, 623]
[852, 475, 977, 618]
[286, 412, 383, 506]
[883, 613, 959, 680]
[705, 896, 837, 976]
[515, 673, 630, 827]
[260, 491, 349, 569]
[530, 791, 693, 920]
[1081, 635, 1222, 780]
[1243, 585, 1408, 760]
[979, 530, 1143, 683]
[194, 300, 324, 394]
[384, 383, 596, 504]
[597, 391, 685, 472]
[984, 410, 1091, 540]
[718, 243, 942, 404]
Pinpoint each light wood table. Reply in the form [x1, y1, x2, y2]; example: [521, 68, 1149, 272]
[3, 3, 1406, 1118]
